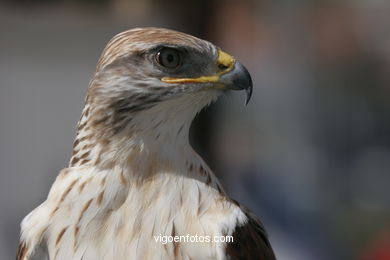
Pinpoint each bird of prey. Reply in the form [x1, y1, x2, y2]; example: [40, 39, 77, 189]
[17, 27, 275, 260]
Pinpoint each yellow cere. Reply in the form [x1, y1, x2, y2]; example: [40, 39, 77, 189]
[161, 49, 235, 84]
[216, 50, 235, 74]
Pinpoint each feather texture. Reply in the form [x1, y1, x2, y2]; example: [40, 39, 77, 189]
[17, 27, 275, 260]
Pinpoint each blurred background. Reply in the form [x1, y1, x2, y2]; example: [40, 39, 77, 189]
[1, 0, 389, 259]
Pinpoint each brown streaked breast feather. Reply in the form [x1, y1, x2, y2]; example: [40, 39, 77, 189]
[16, 241, 27, 260]
[226, 209, 276, 260]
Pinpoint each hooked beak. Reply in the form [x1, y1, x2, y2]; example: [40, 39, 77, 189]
[161, 49, 253, 105]
[219, 60, 253, 105]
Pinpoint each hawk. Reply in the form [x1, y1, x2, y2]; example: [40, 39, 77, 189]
[17, 27, 275, 260]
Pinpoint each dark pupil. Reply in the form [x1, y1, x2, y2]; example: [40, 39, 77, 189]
[158, 48, 180, 68]
[166, 54, 174, 63]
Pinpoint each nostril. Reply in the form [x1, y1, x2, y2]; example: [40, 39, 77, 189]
[218, 64, 229, 71]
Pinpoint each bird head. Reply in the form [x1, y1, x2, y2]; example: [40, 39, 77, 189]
[77, 28, 252, 162]
[88, 27, 251, 117]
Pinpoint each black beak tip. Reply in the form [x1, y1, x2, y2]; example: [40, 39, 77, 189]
[242, 69, 253, 105]
[245, 84, 253, 105]
[231, 61, 253, 105]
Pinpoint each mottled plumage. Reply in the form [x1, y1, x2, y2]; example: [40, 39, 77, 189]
[17, 27, 275, 260]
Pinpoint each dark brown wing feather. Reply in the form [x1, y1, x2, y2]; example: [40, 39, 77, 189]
[16, 242, 28, 260]
[226, 207, 276, 260]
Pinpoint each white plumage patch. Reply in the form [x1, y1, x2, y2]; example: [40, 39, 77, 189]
[21, 162, 247, 259]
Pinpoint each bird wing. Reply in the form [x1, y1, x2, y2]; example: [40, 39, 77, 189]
[226, 206, 276, 260]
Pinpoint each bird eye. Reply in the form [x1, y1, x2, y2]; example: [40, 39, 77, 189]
[156, 48, 181, 69]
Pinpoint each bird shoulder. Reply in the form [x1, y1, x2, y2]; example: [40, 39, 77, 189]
[225, 203, 276, 260]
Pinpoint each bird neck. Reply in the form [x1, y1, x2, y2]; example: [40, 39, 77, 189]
[69, 99, 203, 179]
[68, 92, 224, 191]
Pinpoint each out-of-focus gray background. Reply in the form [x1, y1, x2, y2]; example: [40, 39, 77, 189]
[1, 0, 390, 259]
